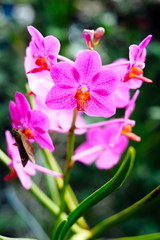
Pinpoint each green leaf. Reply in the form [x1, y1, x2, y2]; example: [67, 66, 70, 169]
[108, 232, 160, 240]
[52, 220, 68, 240]
[89, 185, 160, 239]
[0, 236, 37, 240]
[55, 146, 135, 240]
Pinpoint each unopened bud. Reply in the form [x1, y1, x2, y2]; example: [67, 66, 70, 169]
[94, 27, 105, 41]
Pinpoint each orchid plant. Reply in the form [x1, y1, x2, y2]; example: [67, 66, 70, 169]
[0, 26, 160, 240]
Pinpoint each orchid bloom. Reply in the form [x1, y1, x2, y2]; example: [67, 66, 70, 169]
[111, 90, 141, 146]
[9, 92, 54, 152]
[24, 26, 60, 97]
[27, 26, 60, 73]
[73, 124, 129, 169]
[4, 131, 62, 190]
[46, 50, 119, 118]
[123, 35, 153, 89]
[73, 91, 141, 169]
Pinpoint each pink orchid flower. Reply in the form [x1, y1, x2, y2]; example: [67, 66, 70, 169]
[73, 124, 129, 169]
[25, 47, 54, 97]
[9, 92, 54, 152]
[110, 90, 141, 146]
[4, 131, 62, 190]
[27, 25, 60, 73]
[73, 91, 141, 169]
[46, 50, 119, 118]
[123, 35, 153, 89]
[35, 95, 86, 134]
[24, 26, 60, 97]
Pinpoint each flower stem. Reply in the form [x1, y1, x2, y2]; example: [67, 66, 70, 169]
[42, 148, 89, 229]
[60, 108, 78, 214]
[30, 182, 87, 235]
[89, 185, 160, 239]
[0, 149, 11, 165]
[30, 182, 59, 215]
[107, 232, 160, 240]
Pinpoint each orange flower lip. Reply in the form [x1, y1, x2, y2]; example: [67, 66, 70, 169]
[23, 128, 34, 139]
[75, 86, 91, 111]
[27, 57, 51, 73]
[121, 125, 141, 142]
[123, 66, 152, 83]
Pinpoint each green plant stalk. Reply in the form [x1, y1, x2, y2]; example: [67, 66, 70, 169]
[89, 185, 160, 239]
[60, 108, 78, 212]
[0, 236, 37, 240]
[55, 146, 135, 240]
[42, 148, 88, 229]
[107, 232, 160, 240]
[30, 182, 59, 215]
[0, 149, 11, 165]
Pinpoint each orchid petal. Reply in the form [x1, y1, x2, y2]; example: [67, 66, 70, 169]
[50, 62, 79, 87]
[34, 132, 54, 152]
[96, 150, 120, 169]
[87, 94, 116, 118]
[9, 101, 21, 127]
[46, 86, 77, 110]
[15, 92, 31, 120]
[91, 69, 119, 95]
[27, 110, 50, 133]
[75, 50, 102, 83]
[43, 36, 60, 61]
[139, 35, 152, 49]
[30, 162, 63, 178]
[16, 167, 33, 190]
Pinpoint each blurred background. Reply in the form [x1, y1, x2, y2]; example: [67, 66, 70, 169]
[0, 0, 160, 239]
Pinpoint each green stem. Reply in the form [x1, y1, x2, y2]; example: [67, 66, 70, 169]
[0, 149, 11, 165]
[107, 232, 160, 240]
[0, 236, 37, 240]
[89, 185, 160, 239]
[59, 108, 78, 214]
[30, 182, 89, 235]
[30, 182, 59, 215]
[42, 148, 88, 229]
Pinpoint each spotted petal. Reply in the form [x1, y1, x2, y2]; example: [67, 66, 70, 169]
[86, 93, 116, 118]
[46, 86, 77, 110]
[75, 50, 102, 84]
[51, 62, 79, 88]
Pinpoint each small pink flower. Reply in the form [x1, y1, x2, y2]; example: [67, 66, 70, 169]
[46, 50, 119, 118]
[73, 124, 129, 169]
[4, 131, 62, 190]
[123, 35, 153, 88]
[9, 92, 54, 152]
[25, 47, 54, 97]
[73, 91, 141, 169]
[24, 26, 60, 97]
[27, 26, 60, 73]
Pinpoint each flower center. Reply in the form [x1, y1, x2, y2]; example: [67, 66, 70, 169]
[121, 124, 141, 142]
[123, 66, 152, 83]
[23, 128, 34, 139]
[75, 85, 91, 111]
[35, 57, 50, 70]
[27, 57, 50, 74]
